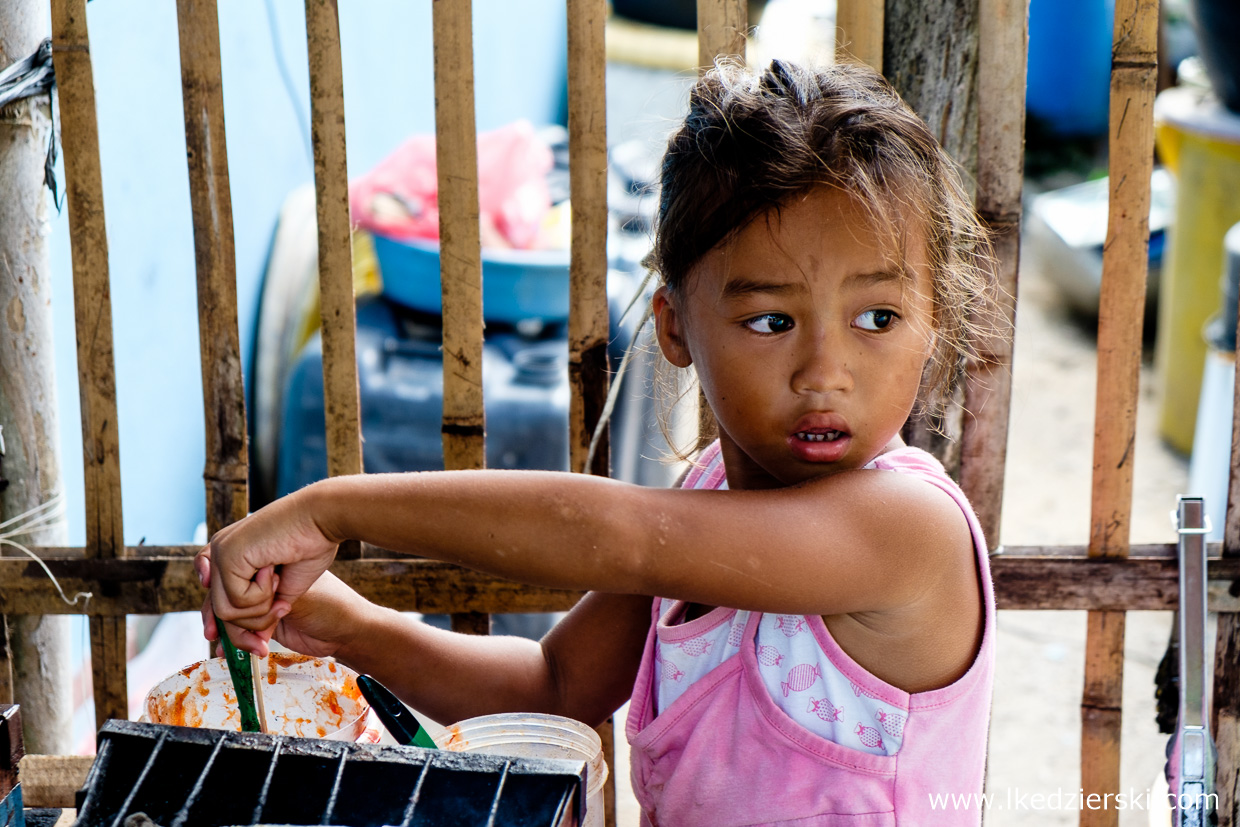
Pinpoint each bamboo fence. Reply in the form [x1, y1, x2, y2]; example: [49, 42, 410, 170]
[2, 0, 1238, 824]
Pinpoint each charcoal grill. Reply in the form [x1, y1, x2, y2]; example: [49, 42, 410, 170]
[74, 721, 585, 827]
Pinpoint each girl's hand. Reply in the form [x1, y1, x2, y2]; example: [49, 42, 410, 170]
[195, 486, 342, 653]
[198, 552, 367, 660]
[199, 560, 367, 664]
[269, 571, 371, 660]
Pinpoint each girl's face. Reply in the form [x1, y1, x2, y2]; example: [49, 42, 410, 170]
[654, 186, 936, 490]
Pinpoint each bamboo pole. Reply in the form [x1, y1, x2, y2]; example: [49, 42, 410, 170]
[1216, 604, 1240, 826]
[696, 0, 746, 72]
[834, 0, 883, 72]
[450, 613, 492, 636]
[431, 0, 489, 638]
[0, 619, 8, 703]
[567, 2, 614, 820]
[1080, 2, 1158, 823]
[4, 545, 1240, 615]
[432, 0, 485, 474]
[176, 0, 247, 539]
[959, 0, 1026, 548]
[567, 0, 609, 478]
[1214, 288, 1240, 824]
[691, 0, 748, 471]
[305, 0, 363, 561]
[48, 0, 128, 731]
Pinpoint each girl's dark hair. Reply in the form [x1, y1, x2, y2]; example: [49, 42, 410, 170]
[646, 59, 998, 458]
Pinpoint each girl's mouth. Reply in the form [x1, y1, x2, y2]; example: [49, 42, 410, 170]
[788, 428, 852, 463]
[795, 430, 844, 443]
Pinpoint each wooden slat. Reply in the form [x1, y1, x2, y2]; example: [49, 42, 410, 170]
[1215, 612, 1240, 827]
[432, 0, 486, 473]
[450, 612, 492, 636]
[18, 754, 93, 808]
[177, 0, 248, 538]
[1215, 277, 1240, 826]
[1088, 0, 1158, 559]
[6, 546, 1240, 616]
[566, 0, 610, 477]
[1081, 610, 1126, 825]
[48, 1, 123, 559]
[991, 555, 1240, 611]
[696, 0, 746, 72]
[692, 1, 743, 452]
[1080, 1, 1158, 822]
[566, 7, 614, 817]
[0, 618, 10, 704]
[87, 615, 125, 731]
[596, 716, 617, 827]
[49, 0, 128, 731]
[304, 0, 363, 489]
[834, 0, 883, 71]
[0, 553, 581, 616]
[959, 0, 1026, 547]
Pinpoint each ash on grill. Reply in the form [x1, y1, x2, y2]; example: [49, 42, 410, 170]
[75, 720, 585, 827]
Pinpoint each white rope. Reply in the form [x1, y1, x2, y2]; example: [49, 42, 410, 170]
[0, 537, 92, 607]
[0, 491, 90, 606]
[0, 490, 63, 532]
[0, 500, 66, 540]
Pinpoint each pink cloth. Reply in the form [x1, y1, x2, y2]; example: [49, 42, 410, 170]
[625, 441, 996, 826]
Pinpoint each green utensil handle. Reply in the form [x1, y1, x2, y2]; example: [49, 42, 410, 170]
[411, 720, 438, 749]
[215, 614, 263, 733]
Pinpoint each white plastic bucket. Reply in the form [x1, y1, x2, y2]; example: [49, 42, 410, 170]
[435, 713, 608, 827]
[142, 653, 369, 741]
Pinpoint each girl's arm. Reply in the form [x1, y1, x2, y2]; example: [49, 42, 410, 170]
[208, 467, 970, 643]
[330, 588, 651, 727]
[198, 564, 651, 727]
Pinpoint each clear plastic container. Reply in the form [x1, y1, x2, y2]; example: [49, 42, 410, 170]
[142, 653, 369, 741]
[435, 713, 608, 827]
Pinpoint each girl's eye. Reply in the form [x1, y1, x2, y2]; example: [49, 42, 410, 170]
[855, 309, 897, 331]
[745, 313, 795, 334]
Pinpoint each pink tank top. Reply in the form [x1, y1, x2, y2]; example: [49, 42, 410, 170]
[625, 441, 996, 826]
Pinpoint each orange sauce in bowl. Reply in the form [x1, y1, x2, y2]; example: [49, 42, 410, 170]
[146, 655, 366, 739]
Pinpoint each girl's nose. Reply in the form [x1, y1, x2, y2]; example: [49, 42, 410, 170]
[791, 327, 852, 395]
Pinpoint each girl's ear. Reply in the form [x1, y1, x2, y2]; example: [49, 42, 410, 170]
[653, 286, 693, 368]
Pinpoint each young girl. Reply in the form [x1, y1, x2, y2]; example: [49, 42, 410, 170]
[200, 59, 1000, 825]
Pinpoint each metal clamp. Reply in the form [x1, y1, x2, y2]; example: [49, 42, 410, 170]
[1171, 510, 1214, 536]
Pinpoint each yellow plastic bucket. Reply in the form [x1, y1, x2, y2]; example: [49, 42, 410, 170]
[1153, 86, 1240, 454]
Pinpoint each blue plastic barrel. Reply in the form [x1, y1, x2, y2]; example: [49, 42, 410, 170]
[1026, 0, 1116, 137]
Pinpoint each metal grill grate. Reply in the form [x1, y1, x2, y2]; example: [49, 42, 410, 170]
[74, 721, 584, 827]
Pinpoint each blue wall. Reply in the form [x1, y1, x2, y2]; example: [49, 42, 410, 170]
[49, 0, 568, 546]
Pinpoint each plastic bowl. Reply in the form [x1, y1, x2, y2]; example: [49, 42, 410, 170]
[435, 713, 608, 827]
[370, 234, 571, 323]
[142, 653, 368, 741]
